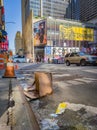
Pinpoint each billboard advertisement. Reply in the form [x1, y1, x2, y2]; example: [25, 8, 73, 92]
[34, 20, 47, 46]
[60, 25, 94, 42]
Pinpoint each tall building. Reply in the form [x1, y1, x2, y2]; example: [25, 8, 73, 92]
[21, 0, 97, 61]
[22, 0, 69, 19]
[79, 0, 97, 52]
[66, 0, 97, 23]
[15, 31, 23, 55]
[79, 0, 97, 22]
[22, 0, 69, 28]
[21, 0, 69, 59]
[65, 0, 80, 21]
[0, 0, 3, 6]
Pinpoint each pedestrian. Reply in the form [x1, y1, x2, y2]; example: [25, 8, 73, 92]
[48, 58, 50, 63]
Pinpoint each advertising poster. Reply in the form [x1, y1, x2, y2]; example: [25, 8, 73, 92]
[45, 46, 51, 55]
[60, 25, 94, 42]
[34, 20, 47, 46]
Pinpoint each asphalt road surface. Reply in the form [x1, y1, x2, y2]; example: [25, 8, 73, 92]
[16, 63, 97, 107]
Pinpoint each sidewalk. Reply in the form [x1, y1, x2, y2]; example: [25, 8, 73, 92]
[0, 78, 10, 130]
[0, 70, 40, 130]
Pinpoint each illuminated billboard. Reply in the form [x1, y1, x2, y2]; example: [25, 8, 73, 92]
[34, 20, 47, 46]
[59, 25, 94, 42]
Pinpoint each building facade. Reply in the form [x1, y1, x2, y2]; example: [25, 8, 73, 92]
[0, 0, 8, 52]
[65, 0, 97, 51]
[14, 31, 23, 55]
[79, 0, 97, 22]
[65, 0, 80, 20]
[78, 0, 97, 49]
[21, 0, 97, 62]
[66, 0, 97, 23]
[21, 0, 69, 60]
[0, 0, 3, 6]
[21, 0, 69, 30]
[33, 18, 97, 62]
[26, 0, 69, 19]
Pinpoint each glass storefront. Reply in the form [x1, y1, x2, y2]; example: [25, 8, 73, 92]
[34, 18, 97, 62]
[46, 18, 97, 57]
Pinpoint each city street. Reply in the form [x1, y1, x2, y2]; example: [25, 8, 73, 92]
[17, 63, 97, 129]
[1, 0, 97, 129]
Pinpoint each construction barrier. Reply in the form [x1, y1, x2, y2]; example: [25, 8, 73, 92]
[2, 62, 16, 78]
[0, 58, 4, 70]
[24, 71, 53, 99]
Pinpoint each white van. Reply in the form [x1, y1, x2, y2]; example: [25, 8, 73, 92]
[13, 55, 27, 63]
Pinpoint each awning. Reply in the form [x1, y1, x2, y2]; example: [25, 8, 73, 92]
[0, 30, 7, 36]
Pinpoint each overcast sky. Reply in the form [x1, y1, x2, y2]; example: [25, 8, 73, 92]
[4, 0, 22, 52]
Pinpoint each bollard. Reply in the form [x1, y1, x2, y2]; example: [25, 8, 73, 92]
[0, 58, 5, 70]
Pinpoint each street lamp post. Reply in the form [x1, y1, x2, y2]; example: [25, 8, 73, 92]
[4, 22, 16, 30]
[4, 21, 16, 54]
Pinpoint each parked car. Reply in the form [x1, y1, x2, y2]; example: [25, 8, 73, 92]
[13, 55, 27, 63]
[65, 52, 97, 66]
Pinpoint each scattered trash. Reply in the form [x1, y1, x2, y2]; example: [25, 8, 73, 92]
[23, 81, 36, 92]
[26, 77, 31, 80]
[20, 83, 28, 89]
[56, 102, 67, 114]
[40, 118, 59, 130]
[76, 123, 88, 130]
[23, 72, 53, 100]
[66, 102, 97, 114]
[50, 113, 58, 118]
[34, 71, 53, 97]
[17, 77, 25, 80]
[24, 87, 28, 91]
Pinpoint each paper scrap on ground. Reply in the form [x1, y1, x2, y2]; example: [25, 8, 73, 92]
[56, 102, 67, 114]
